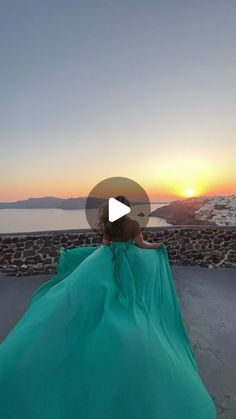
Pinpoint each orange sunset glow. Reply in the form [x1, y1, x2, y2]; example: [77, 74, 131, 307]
[0, 2, 235, 204]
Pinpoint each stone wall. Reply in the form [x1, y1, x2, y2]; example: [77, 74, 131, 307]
[0, 226, 235, 276]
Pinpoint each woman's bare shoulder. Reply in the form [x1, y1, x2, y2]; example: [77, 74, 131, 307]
[126, 218, 141, 234]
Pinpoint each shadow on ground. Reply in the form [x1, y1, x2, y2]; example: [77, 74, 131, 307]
[0, 265, 235, 419]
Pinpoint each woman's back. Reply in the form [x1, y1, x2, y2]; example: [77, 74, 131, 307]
[103, 215, 141, 242]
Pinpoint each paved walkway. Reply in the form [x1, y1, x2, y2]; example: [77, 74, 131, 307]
[0, 265, 235, 418]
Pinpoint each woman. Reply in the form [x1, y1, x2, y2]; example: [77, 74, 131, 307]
[0, 196, 217, 419]
[97, 195, 162, 249]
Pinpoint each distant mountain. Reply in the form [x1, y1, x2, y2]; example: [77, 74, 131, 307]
[150, 195, 236, 226]
[0, 197, 64, 209]
[0, 196, 105, 210]
[0, 196, 171, 210]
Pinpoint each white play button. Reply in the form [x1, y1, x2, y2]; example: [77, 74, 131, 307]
[108, 197, 131, 222]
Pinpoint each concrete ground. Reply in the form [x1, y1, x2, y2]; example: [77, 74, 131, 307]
[0, 265, 235, 419]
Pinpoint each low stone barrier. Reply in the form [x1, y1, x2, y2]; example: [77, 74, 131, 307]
[0, 226, 235, 276]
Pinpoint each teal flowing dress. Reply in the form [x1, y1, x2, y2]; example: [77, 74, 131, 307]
[0, 242, 217, 418]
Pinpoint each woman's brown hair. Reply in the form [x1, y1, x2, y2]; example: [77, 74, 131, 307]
[96, 195, 131, 240]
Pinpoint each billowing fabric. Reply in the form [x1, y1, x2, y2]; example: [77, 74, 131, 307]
[0, 242, 217, 419]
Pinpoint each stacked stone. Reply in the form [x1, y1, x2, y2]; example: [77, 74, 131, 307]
[0, 226, 235, 276]
[0, 232, 102, 276]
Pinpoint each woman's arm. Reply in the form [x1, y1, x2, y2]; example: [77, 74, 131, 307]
[102, 237, 111, 246]
[134, 232, 162, 249]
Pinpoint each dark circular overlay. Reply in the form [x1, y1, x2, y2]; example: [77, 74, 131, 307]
[85, 176, 151, 232]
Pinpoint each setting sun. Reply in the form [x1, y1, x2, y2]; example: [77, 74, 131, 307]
[184, 187, 196, 197]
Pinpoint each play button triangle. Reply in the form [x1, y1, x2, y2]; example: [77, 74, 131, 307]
[108, 198, 131, 222]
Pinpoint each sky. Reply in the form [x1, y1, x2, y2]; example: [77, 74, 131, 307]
[0, 0, 235, 202]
